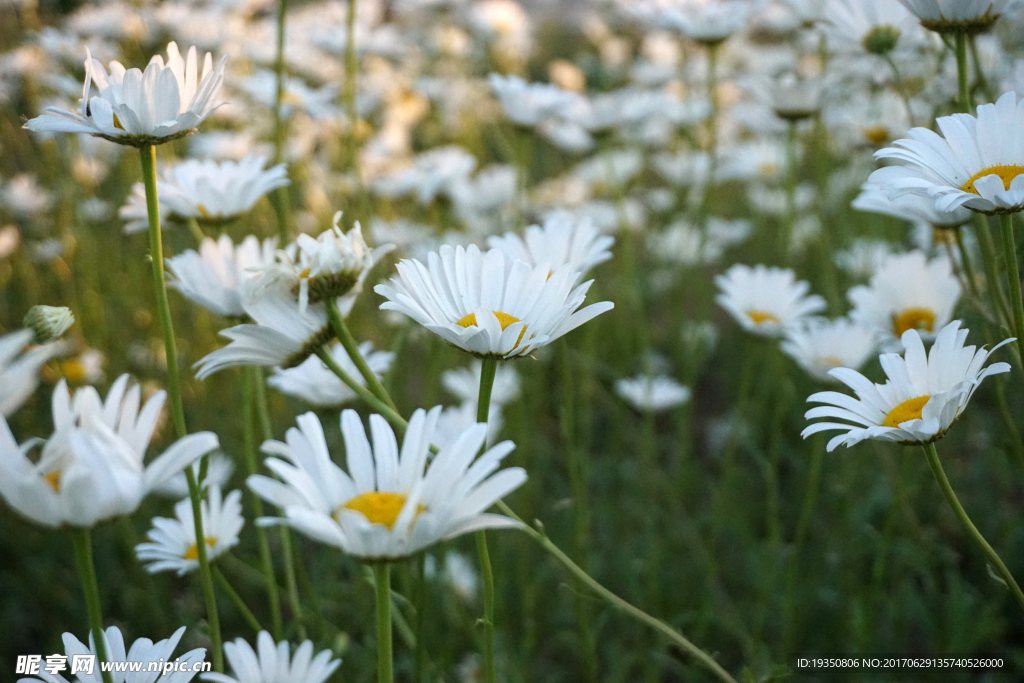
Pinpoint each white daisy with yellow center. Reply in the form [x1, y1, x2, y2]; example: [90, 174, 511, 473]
[374, 244, 613, 359]
[202, 631, 341, 683]
[135, 485, 243, 575]
[167, 234, 277, 319]
[714, 263, 827, 337]
[156, 155, 289, 225]
[875, 92, 1024, 216]
[802, 321, 1012, 451]
[487, 211, 614, 277]
[781, 318, 879, 382]
[247, 408, 527, 561]
[848, 250, 961, 344]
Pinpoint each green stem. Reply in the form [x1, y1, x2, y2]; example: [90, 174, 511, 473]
[271, 0, 290, 242]
[344, 0, 359, 171]
[317, 346, 406, 431]
[953, 226, 981, 302]
[955, 33, 972, 113]
[922, 442, 1024, 612]
[242, 368, 283, 639]
[213, 566, 264, 634]
[186, 217, 206, 246]
[476, 357, 498, 683]
[374, 563, 394, 683]
[782, 120, 798, 264]
[139, 144, 222, 672]
[71, 529, 115, 683]
[414, 553, 427, 683]
[973, 215, 1013, 328]
[326, 298, 396, 410]
[1000, 214, 1024, 367]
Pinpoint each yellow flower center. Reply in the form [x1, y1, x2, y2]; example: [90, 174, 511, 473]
[962, 165, 1024, 195]
[757, 162, 779, 178]
[341, 491, 419, 529]
[891, 307, 936, 337]
[814, 356, 844, 370]
[44, 470, 61, 493]
[863, 126, 890, 145]
[882, 395, 931, 428]
[746, 310, 780, 326]
[456, 310, 527, 349]
[196, 204, 212, 219]
[184, 537, 218, 560]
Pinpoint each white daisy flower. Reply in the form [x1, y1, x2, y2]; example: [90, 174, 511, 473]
[854, 167, 972, 228]
[155, 155, 289, 225]
[875, 92, 1024, 216]
[120, 182, 169, 234]
[247, 408, 526, 561]
[0, 375, 218, 527]
[486, 211, 614, 277]
[802, 321, 1012, 451]
[0, 329, 68, 416]
[18, 625, 205, 683]
[24, 42, 227, 146]
[848, 250, 961, 343]
[488, 73, 579, 127]
[615, 374, 691, 412]
[375, 244, 614, 360]
[200, 632, 340, 683]
[824, 0, 921, 55]
[434, 402, 506, 450]
[135, 486, 243, 575]
[154, 453, 235, 499]
[781, 318, 879, 382]
[372, 146, 477, 204]
[267, 341, 394, 407]
[897, 0, 1018, 33]
[715, 264, 827, 337]
[167, 235, 277, 318]
[661, 0, 757, 44]
[441, 361, 521, 407]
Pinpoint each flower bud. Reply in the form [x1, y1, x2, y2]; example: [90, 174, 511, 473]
[24, 305, 74, 344]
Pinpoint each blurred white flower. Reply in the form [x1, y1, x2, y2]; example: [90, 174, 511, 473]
[855, 167, 971, 227]
[155, 453, 235, 499]
[615, 374, 691, 412]
[782, 318, 878, 381]
[156, 155, 289, 224]
[897, 0, 1018, 33]
[136, 486, 243, 575]
[488, 73, 579, 126]
[715, 264, 827, 337]
[824, 0, 921, 55]
[167, 235, 278, 318]
[662, 0, 758, 44]
[0, 174, 54, 218]
[487, 211, 614, 276]
[0, 329, 67, 416]
[373, 146, 477, 204]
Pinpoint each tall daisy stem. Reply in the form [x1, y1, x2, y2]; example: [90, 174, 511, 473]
[317, 346, 405, 429]
[782, 119, 798, 264]
[71, 528, 115, 683]
[344, 0, 360, 172]
[999, 213, 1024, 366]
[326, 298, 397, 410]
[955, 33, 972, 113]
[213, 566, 264, 634]
[139, 144, 222, 672]
[374, 563, 394, 683]
[476, 357, 499, 683]
[922, 442, 1024, 612]
[271, 0, 291, 242]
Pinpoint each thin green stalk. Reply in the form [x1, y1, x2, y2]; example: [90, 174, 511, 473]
[476, 357, 498, 683]
[186, 217, 206, 246]
[780, 439, 823, 655]
[922, 442, 1024, 612]
[999, 213, 1024, 367]
[317, 346, 406, 431]
[252, 370, 305, 639]
[139, 144, 222, 672]
[213, 566, 264, 634]
[374, 563, 395, 683]
[782, 120, 798, 264]
[242, 368, 283, 639]
[414, 553, 427, 683]
[973, 216, 1013, 327]
[953, 226, 982, 302]
[326, 298, 396, 410]
[271, 0, 291, 242]
[955, 33, 972, 113]
[71, 529, 115, 683]
[343, 0, 360, 172]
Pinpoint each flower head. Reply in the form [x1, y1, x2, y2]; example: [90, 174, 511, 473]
[855, 166, 972, 227]
[375, 244, 613, 360]
[0, 329, 68, 417]
[715, 264, 826, 337]
[661, 0, 757, 44]
[898, 0, 1018, 34]
[802, 321, 1012, 450]
[25, 42, 227, 146]
[247, 408, 527, 561]
[201, 632, 341, 683]
[23, 305, 74, 344]
[875, 92, 1024, 216]
[486, 211, 614, 277]
[615, 374, 691, 412]
[135, 486, 243, 575]
[488, 73, 580, 127]
[782, 318, 879, 382]
[156, 155, 289, 225]
[167, 235, 277, 318]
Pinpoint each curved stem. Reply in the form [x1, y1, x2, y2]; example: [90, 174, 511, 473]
[139, 144, 222, 672]
[316, 346, 406, 431]
[71, 529, 115, 683]
[999, 213, 1024, 368]
[476, 357, 498, 683]
[213, 566, 264, 634]
[326, 298, 396, 411]
[922, 442, 1024, 612]
[374, 563, 394, 683]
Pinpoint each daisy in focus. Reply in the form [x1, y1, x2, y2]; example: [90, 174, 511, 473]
[848, 250, 961, 344]
[875, 92, 1024, 216]
[268, 341, 394, 407]
[715, 264, 827, 337]
[375, 244, 613, 360]
[200, 632, 341, 683]
[781, 318, 878, 382]
[802, 321, 1011, 451]
[247, 408, 527, 561]
[24, 42, 227, 146]
[855, 166, 972, 228]
[615, 374, 692, 413]
[135, 486, 243, 575]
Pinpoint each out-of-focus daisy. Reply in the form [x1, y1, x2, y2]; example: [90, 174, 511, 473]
[372, 146, 477, 204]
[45, 347, 106, 386]
[248, 408, 527, 561]
[135, 486, 243, 575]
[875, 93, 1024, 216]
[650, 218, 751, 266]
[0, 174, 54, 218]
[488, 73, 578, 126]
[441, 361, 521, 407]
[154, 155, 289, 225]
[615, 374, 691, 412]
[782, 318, 878, 381]
[268, 341, 394, 407]
[848, 250, 961, 343]
[375, 244, 614, 359]
[18, 625, 205, 683]
[834, 239, 894, 278]
[425, 551, 480, 603]
[487, 211, 614, 276]
[155, 453, 235, 499]
[802, 321, 1011, 450]
[854, 167, 972, 228]
[661, 0, 758, 45]
[0, 375, 218, 527]
[824, 0, 921, 55]
[0, 328, 68, 417]
[24, 42, 227, 146]
[897, 0, 1018, 34]
[167, 235, 277, 318]
[200, 632, 341, 683]
[120, 182, 169, 234]
[715, 264, 827, 337]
